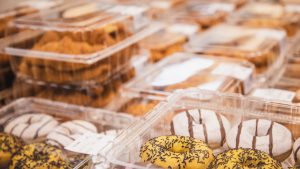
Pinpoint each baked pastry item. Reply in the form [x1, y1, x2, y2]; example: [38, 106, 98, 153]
[47, 120, 98, 149]
[140, 135, 214, 169]
[118, 98, 159, 116]
[210, 148, 283, 169]
[170, 109, 231, 149]
[0, 133, 24, 168]
[140, 31, 187, 62]
[9, 143, 71, 169]
[3, 113, 59, 142]
[293, 137, 300, 163]
[227, 119, 293, 162]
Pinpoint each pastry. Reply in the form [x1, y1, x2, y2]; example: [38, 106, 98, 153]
[140, 135, 214, 169]
[210, 148, 282, 169]
[170, 109, 231, 149]
[227, 119, 293, 162]
[9, 143, 71, 169]
[0, 133, 24, 168]
[293, 137, 300, 163]
[47, 120, 97, 149]
[118, 98, 159, 116]
[3, 113, 59, 142]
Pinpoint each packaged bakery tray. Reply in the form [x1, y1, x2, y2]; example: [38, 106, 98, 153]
[105, 91, 166, 117]
[12, 65, 135, 108]
[4, 0, 162, 85]
[124, 52, 255, 96]
[185, 24, 286, 76]
[163, 0, 237, 28]
[0, 97, 136, 169]
[228, 2, 300, 37]
[105, 88, 300, 169]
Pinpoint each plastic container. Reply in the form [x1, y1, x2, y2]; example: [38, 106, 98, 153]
[106, 89, 300, 169]
[185, 24, 286, 75]
[124, 52, 255, 96]
[229, 2, 300, 37]
[4, 0, 162, 85]
[12, 66, 136, 108]
[0, 89, 13, 107]
[0, 66, 14, 91]
[0, 97, 136, 169]
[165, 1, 237, 28]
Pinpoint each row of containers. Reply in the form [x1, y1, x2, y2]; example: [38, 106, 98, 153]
[1, 0, 300, 168]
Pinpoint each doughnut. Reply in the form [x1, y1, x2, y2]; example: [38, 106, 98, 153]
[46, 120, 97, 148]
[0, 133, 24, 168]
[4, 113, 59, 142]
[140, 135, 214, 169]
[227, 119, 293, 162]
[210, 148, 282, 169]
[293, 137, 300, 163]
[171, 109, 231, 149]
[9, 143, 71, 169]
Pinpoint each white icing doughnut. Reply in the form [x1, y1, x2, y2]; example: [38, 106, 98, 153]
[171, 109, 231, 148]
[293, 137, 300, 163]
[47, 120, 98, 148]
[227, 119, 293, 161]
[4, 113, 58, 141]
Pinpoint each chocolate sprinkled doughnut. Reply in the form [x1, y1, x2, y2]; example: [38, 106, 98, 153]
[140, 135, 214, 169]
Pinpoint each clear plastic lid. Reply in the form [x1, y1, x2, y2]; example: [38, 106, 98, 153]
[124, 52, 255, 96]
[4, 1, 162, 84]
[185, 24, 286, 75]
[106, 89, 300, 169]
[0, 97, 136, 169]
[228, 2, 300, 37]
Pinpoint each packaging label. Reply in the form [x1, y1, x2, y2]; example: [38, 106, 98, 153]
[65, 133, 116, 155]
[167, 23, 199, 36]
[251, 88, 296, 102]
[151, 57, 215, 87]
[197, 77, 226, 91]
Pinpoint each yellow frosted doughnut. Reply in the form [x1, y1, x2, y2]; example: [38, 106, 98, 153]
[140, 135, 214, 169]
[210, 148, 283, 169]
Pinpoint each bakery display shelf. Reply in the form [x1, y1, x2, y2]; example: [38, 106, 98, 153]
[105, 88, 300, 169]
[0, 97, 136, 169]
[228, 2, 300, 37]
[123, 52, 255, 97]
[4, 0, 163, 85]
[184, 24, 287, 79]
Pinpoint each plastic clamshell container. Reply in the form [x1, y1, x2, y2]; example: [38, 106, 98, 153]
[12, 65, 135, 108]
[0, 97, 136, 169]
[106, 89, 300, 169]
[124, 52, 255, 96]
[4, 0, 162, 85]
[185, 24, 286, 75]
[105, 91, 165, 117]
[166, 1, 236, 28]
[228, 2, 300, 37]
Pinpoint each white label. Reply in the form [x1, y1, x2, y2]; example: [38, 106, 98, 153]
[251, 88, 296, 102]
[167, 23, 199, 36]
[197, 77, 226, 91]
[151, 1, 172, 9]
[151, 58, 215, 87]
[212, 64, 253, 81]
[108, 5, 149, 30]
[65, 133, 116, 155]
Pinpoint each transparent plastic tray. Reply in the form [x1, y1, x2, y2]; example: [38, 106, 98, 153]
[12, 66, 135, 108]
[124, 52, 255, 96]
[0, 97, 136, 169]
[4, 0, 162, 85]
[185, 24, 286, 75]
[163, 1, 237, 28]
[106, 89, 300, 169]
[228, 2, 300, 37]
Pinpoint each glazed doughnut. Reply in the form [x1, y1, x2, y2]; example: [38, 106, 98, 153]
[293, 137, 300, 163]
[0, 133, 24, 168]
[210, 148, 282, 169]
[140, 135, 214, 169]
[171, 109, 231, 149]
[227, 119, 293, 162]
[4, 113, 59, 142]
[9, 143, 71, 169]
[47, 120, 97, 148]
